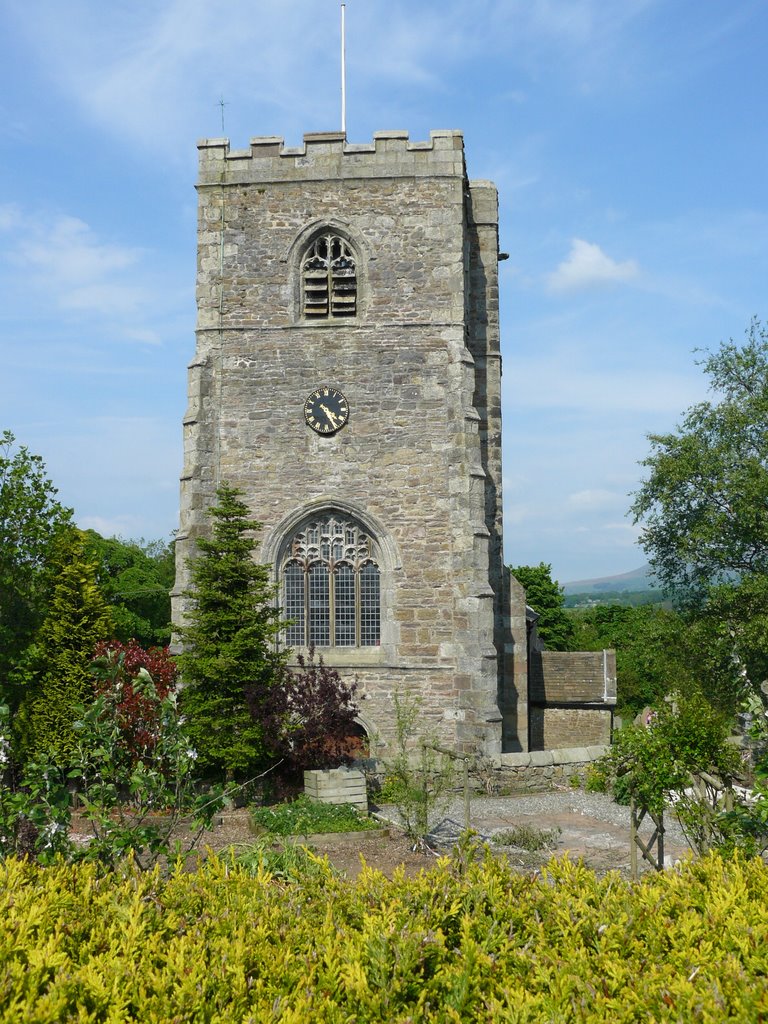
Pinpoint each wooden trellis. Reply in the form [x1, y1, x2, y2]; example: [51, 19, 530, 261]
[630, 798, 665, 879]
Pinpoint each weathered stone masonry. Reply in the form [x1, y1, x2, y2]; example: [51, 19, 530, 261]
[173, 128, 615, 760]
[174, 130, 505, 758]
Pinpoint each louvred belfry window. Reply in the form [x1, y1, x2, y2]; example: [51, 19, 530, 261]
[302, 234, 357, 319]
[282, 514, 380, 647]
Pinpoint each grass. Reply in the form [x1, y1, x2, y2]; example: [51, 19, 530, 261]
[251, 794, 380, 836]
[491, 824, 561, 851]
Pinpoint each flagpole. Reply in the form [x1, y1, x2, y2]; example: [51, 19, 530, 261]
[341, 3, 347, 135]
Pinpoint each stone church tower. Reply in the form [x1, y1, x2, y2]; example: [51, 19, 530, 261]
[173, 128, 615, 759]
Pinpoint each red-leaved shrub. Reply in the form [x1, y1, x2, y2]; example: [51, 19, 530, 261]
[91, 640, 178, 763]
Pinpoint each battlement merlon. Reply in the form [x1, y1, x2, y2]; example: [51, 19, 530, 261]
[196, 129, 467, 186]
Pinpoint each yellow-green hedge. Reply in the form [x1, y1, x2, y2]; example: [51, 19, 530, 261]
[1, 849, 767, 1022]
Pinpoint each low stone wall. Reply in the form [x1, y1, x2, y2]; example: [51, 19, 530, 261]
[529, 707, 613, 750]
[304, 767, 368, 811]
[499, 745, 608, 792]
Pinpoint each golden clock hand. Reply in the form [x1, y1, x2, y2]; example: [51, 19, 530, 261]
[320, 403, 339, 427]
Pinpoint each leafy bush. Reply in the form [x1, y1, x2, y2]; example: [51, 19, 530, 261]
[0, 703, 73, 863]
[261, 647, 362, 779]
[235, 837, 336, 882]
[716, 690, 768, 856]
[71, 665, 227, 870]
[2, 850, 768, 1020]
[90, 641, 177, 764]
[251, 794, 378, 836]
[0, 654, 227, 870]
[601, 690, 753, 856]
[584, 762, 609, 793]
[601, 690, 743, 816]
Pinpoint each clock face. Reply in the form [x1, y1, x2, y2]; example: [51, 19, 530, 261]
[304, 386, 349, 435]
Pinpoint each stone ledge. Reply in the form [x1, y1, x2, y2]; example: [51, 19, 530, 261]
[587, 745, 609, 759]
[500, 752, 531, 768]
[550, 747, 591, 765]
[529, 751, 554, 767]
[500, 745, 607, 770]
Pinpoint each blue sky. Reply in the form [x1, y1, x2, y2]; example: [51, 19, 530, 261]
[1, 1, 766, 583]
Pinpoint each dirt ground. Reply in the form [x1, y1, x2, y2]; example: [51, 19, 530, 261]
[194, 796, 692, 879]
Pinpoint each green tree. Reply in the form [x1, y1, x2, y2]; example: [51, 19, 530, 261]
[176, 485, 287, 778]
[14, 530, 113, 764]
[631, 318, 768, 598]
[509, 562, 574, 650]
[673, 577, 768, 713]
[0, 431, 72, 709]
[84, 532, 175, 646]
[570, 603, 688, 715]
[602, 689, 743, 846]
[631, 319, 768, 707]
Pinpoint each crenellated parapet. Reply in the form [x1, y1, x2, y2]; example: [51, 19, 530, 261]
[197, 129, 466, 185]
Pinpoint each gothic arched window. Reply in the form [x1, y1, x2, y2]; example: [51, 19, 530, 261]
[282, 514, 380, 647]
[302, 233, 357, 319]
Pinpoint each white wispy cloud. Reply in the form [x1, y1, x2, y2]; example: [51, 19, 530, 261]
[8, 1, 349, 154]
[0, 204, 21, 230]
[3, 0, 665, 159]
[0, 205, 183, 340]
[566, 489, 620, 510]
[13, 212, 139, 279]
[546, 239, 639, 292]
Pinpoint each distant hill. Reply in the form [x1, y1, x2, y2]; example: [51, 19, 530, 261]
[562, 565, 658, 596]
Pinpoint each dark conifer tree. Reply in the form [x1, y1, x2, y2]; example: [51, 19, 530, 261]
[176, 485, 287, 778]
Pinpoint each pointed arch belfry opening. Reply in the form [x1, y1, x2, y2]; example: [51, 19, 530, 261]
[302, 233, 357, 319]
[284, 220, 367, 324]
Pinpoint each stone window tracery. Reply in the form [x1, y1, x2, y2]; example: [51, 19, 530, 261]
[302, 234, 357, 319]
[282, 514, 380, 647]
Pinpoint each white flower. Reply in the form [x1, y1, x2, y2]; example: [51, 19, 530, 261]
[40, 820, 65, 850]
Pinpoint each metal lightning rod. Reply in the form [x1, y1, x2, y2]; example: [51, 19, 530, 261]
[341, 3, 347, 135]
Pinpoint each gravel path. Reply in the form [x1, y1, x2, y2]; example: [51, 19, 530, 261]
[453, 789, 689, 845]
